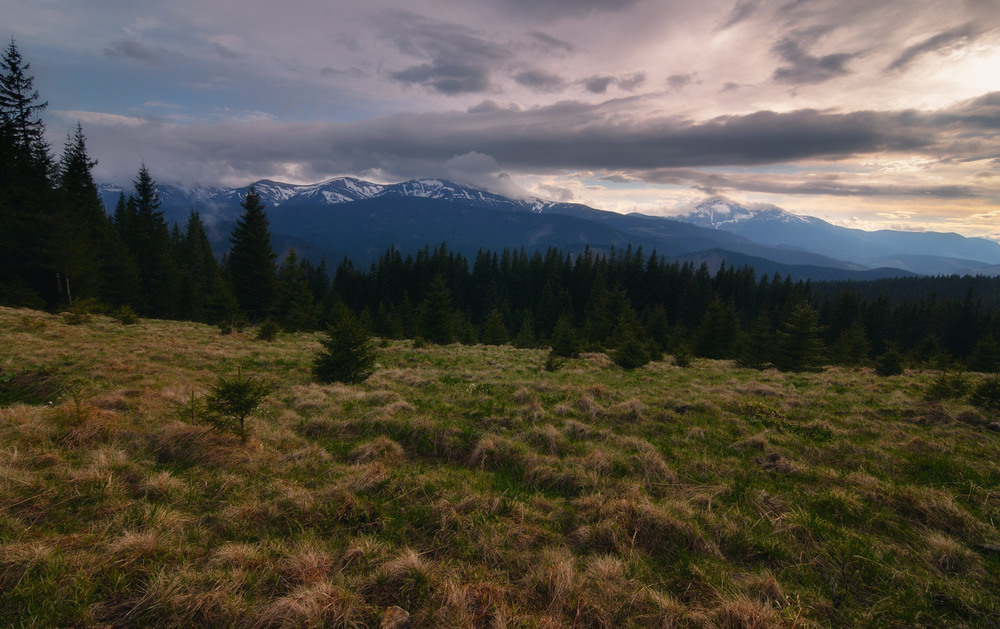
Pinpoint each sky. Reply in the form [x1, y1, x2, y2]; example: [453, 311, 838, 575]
[5, 0, 1000, 238]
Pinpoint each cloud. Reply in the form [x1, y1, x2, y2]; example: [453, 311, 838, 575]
[514, 69, 567, 93]
[391, 60, 494, 94]
[583, 75, 616, 94]
[528, 31, 574, 52]
[886, 23, 976, 72]
[212, 42, 240, 59]
[381, 12, 509, 95]
[718, 0, 761, 30]
[772, 37, 856, 84]
[495, 0, 639, 19]
[582, 72, 646, 94]
[667, 73, 696, 90]
[81, 95, 993, 188]
[103, 39, 163, 63]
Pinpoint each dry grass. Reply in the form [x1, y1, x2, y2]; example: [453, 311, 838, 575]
[0, 306, 998, 627]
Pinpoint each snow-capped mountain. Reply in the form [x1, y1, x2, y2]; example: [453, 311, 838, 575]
[676, 198, 817, 229]
[95, 178, 1000, 278]
[669, 197, 1000, 271]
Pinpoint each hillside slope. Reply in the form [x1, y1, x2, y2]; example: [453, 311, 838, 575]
[2, 307, 998, 627]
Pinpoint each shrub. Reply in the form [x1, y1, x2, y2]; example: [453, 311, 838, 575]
[313, 312, 377, 384]
[204, 368, 270, 441]
[256, 319, 281, 341]
[111, 305, 139, 325]
[969, 375, 1000, 413]
[875, 345, 905, 377]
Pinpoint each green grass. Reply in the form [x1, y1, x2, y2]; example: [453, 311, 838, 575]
[1, 306, 999, 627]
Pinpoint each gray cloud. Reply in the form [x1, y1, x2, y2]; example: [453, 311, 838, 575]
[886, 23, 976, 72]
[644, 168, 982, 198]
[667, 73, 695, 90]
[514, 69, 568, 93]
[212, 43, 239, 59]
[772, 37, 856, 84]
[496, 0, 640, 19]
[86, 95, 999, 188]
[391, 60, 494, 95]
[583, 75, 616, 94]
[103, 39, 163, 63]
[582, 72, 646, 94]
[718, 0, 761, 30]
[381, 12, 510, 95]
[528, 31, 575, 52]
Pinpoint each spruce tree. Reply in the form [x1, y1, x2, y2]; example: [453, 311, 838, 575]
[418, 273, 455, 344]
[773, 302, 826, 372]
[128, 164, 178, 316]
[694, 297, 740, 359]
[0, 40, 53, 306]
[481, 308, 508, 345]
[313, 309, 377, 384]
[53, 124, 105, 303]
[274, 249, 319, 331]
[228, 186, 277, 319]
[176, 211, 223, 321]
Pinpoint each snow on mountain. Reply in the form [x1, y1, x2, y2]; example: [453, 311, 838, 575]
[677, 198, 814, 229]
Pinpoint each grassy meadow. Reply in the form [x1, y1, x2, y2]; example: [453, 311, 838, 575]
[1, 306, 999, 627]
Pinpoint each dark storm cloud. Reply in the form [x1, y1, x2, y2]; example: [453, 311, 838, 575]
[886, 23, 976, 72]
[212, 43, 240, 59]
[103, 39, 163, 63]
[391, 60, 493, 94]
[528, 31, 575, 52]
[497, 0, 640, 19]
[667, 73, 695, 90]
[583, 75, 616, 93]
[582, 73, 645, 94]
[718, 0, 760, 30]
[381, 11, 509, 94]
[514, 69, 568, 92]
[772, 37, 856, 84]
[644, 168, 982, 198]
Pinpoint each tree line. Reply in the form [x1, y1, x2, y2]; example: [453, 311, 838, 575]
[3, 39, 1000, 372]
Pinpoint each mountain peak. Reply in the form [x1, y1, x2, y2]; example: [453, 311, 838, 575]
[680, 198, 812, 229]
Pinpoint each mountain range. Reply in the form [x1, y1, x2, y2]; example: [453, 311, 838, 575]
[97, 178, 1000, 280]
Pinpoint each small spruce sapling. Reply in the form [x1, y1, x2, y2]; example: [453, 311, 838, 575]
[313, 310, 377, 384]
[204, 368, 270, 442]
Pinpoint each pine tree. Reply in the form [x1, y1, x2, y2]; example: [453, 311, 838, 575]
[694, 297, 740, 359]
[418, 273, 455, 344]
[773, 302, 826, 372]
[549, 313, 580, 358]
[611, 306, 651, 370]
[228, 186, 276, 319]
[274, 249, 319, 331]
[0, 39, 48, 160]
[128, 164, 178, 316]
[0, 40, 53, 306]
[481, 308, 508, 345]
[313, 310, 378, 384]
[176, 211, 223, 321]
[736, 313, 774, 370]
[53, 124, 106, 303]
[831, 318, 870, 367]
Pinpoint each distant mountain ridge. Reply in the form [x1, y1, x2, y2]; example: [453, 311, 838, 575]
[671, 198, 1000, 272]
[96, 178, 1000, 279]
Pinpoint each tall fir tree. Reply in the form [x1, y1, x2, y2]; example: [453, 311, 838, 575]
[128, 164, 178, 316]
[274, 248, 320, 331]
[53, 123, 106, 303]
[227, 185, 277, 318]
[773, 302, 826, 372]
[176, 211, 223, 322]
[0, 40, 53, 306]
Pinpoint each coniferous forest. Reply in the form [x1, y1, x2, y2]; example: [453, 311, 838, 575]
[4, 40, 1000, 373]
